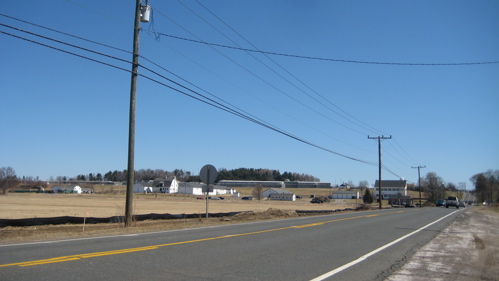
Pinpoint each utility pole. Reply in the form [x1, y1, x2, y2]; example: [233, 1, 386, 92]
[368, 135, 392, 209]
[125, 0, 143, 227]
[412, 165, 426, 208]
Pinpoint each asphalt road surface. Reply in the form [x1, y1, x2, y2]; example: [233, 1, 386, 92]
[0, 208, 463, 281]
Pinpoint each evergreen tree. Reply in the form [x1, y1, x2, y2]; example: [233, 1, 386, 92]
[363, 188, 374, 204]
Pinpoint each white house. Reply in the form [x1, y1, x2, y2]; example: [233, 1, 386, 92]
[152, 177, 178, 193]
[51, 185, 82, 194]
[134, 180, 234, 196]
[133, 177, 179, 194]
[374, 179, 408, 199]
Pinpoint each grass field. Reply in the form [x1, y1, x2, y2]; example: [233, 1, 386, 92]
[0, 186, 431, 243]
[0, 192, 363, 219]
[0, 188, 371, 243]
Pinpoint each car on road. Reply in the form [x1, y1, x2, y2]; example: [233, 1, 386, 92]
[296, 195, 302, 199]
[208, 196, 221, 200]
[445, 196, 460, 208]
[436, 199, 446, 207]
[459, 200, 466, 208]
[241, 196, 253, 200]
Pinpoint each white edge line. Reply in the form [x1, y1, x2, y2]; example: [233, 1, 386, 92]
[310, 209, 461, 281]
[0, 209, 408, 248]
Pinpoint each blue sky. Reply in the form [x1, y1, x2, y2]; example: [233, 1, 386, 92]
[1, 0, 498, 188]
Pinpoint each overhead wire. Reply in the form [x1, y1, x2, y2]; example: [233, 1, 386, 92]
[157, 2, 426, 175]
[193, 0, 388, 136]
[1, 13, 369, 155]
[0, 22, 132, 67]
[1, 24, 385, 172]
[151, 6, 372, 137]
[175, 1, 407, 176]
[159, 33, 499, 66]
[179, 0, 378, 136]
[1, 9, 417, 178]
[1, 12, 409, 172]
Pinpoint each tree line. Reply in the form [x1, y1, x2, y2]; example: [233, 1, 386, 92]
[418, 170, 498, 204]
[2, 166, 498, 204]
[69, 167, 318, 183]
[470, 169, 499, 204]
[216, 168, 320, 182]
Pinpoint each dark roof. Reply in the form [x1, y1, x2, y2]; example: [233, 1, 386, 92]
[152, 176, 176, 187]
[265, 188, 293, 194]
[374, 180, 407, 188]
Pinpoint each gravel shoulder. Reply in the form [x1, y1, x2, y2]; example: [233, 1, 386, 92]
[386, 206, 499, 281]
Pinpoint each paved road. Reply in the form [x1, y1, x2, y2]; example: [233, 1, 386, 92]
[0, 208, 462, 281]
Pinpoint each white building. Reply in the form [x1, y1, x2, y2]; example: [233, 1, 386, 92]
[51, 185, 82, 194]
[133, 182, 153, 193]
[178, 182, 203, 195]
[374, 179, 408, 199]
[153, 177, 178, 193]
[263, 188, 296, 201]
[133, 177, 179, 194]
[269, 193, 296, 201]
[331, 190, 360, 199]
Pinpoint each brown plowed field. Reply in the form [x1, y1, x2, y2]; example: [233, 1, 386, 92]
[0, 193, 359, 219]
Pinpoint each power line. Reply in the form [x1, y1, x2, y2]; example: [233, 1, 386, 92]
[190, 0, 388, 136]
[156, 33, 499, 66]
[0, 13, 132, 55]
[1, 13, 373, 155]
[2, 28, 381, 169]
[151, 7, 376, 136]
[0, 23, 131, 66]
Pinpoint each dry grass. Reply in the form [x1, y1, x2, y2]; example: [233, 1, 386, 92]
[0, 192, 370, 244]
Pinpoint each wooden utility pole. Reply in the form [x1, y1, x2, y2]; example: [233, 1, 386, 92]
[412, 165, 426, 208]
[368, 135, 391, 209]
[125, 0, 142, 227]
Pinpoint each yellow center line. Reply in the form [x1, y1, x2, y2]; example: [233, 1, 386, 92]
[1, 210, 407, 268]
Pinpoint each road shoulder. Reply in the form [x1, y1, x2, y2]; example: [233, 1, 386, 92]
[385, 206, 499, 281]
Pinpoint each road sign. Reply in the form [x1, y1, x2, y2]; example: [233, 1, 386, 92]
[200, 164, 217, 185]
[200, 164, 217, 219]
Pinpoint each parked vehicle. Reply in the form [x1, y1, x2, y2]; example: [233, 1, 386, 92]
[311, 196, 330, 204]
[436, 199, 446, 207]
[445, 196, 460, 208]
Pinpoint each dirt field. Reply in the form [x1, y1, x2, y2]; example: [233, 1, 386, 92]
[0, 193, 365, 243]
[0, 193, 360, 219]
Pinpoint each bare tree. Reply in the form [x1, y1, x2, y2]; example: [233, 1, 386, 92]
[252, 184, 264, 201]
[423, 172, 446, 203]
[0, 167, 19, 195]
[471, 170, 499, 203]
[358, 180, 369, 188]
